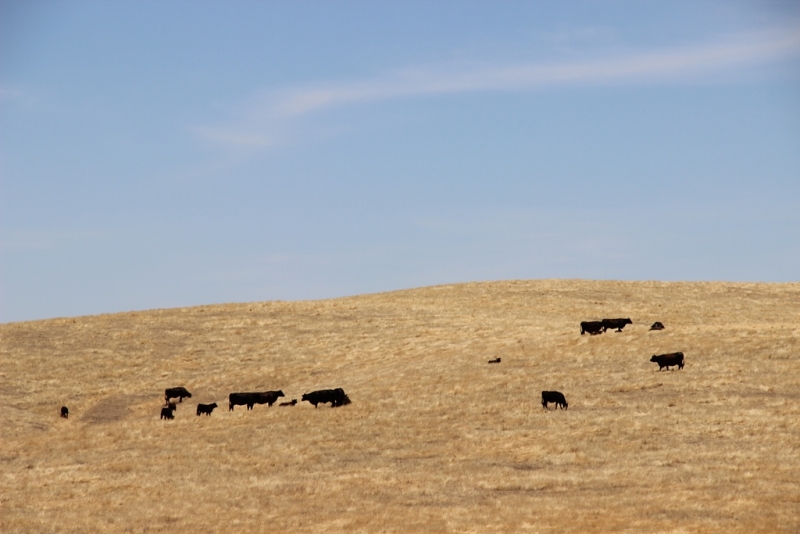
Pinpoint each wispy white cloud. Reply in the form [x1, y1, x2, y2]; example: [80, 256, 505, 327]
[274, 27, 800, 116]
[199, 26, 800, 148]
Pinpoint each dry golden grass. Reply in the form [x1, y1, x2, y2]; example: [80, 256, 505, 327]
[1, 279, 799, 533]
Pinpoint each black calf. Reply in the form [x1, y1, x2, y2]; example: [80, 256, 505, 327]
[196, 402, 218, 416]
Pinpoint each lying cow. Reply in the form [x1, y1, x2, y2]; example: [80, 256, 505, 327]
[229, 390, 285, 411]
[649, 321, 665, 331]
[279, 399, 298, 407]
[542, 391, 568, 410]
[650, 352, 684, 371]
[301, 388, 351, 408]
[602, 318, 632, 332]
[488, 357, 501, 364]
[160, 406, 175, 420]
[165, 387, 192, 404]
[60, 406, 69, 419]
[196, 402, 218, 416]
[580, 321, 604, 335]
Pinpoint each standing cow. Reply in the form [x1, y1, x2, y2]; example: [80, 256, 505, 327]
[542, 391, 568, 410]
[650, 352, 684, 371]
[229, 391, 284, 411]
[580, 321, 604, 335]
[602, 318, 632, 332]
[301, 388, 351, 408]
[165, 387, 192, 404]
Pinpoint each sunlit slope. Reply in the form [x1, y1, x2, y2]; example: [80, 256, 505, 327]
[2, 280, 799, 533]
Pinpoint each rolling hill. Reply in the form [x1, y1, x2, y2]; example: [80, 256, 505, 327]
[1, 279, 799, 533]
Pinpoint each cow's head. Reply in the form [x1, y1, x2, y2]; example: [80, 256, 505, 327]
[277, 390, 285, 397]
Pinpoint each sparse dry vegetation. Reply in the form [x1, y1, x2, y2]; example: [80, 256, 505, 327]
[1, 280, 799, 533]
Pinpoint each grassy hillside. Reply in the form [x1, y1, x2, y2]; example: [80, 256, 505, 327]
[1, 280, 799, 533]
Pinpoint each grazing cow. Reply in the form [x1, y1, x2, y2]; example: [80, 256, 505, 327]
[279, 399, 298, 407]
[160, 406, 175, 420]
[228, 390, 285, 411]
[196, 402, 218, 416]
[650, 352, 684, 371]
[488, 357, 501, 364]
[60, 406, 69, 419]
[602, 318, 632, 332]
[301, 388, 351, 408]
[541, 391, 568, 410]
[165, 387, 192, 404]
[580, 321, 604, 335]
[650, 321, 665, 331]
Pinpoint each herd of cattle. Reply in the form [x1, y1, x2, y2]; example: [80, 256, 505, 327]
[540, 318, 683, 411]
[58, 316, 682, 420]
[157, 386, 352, 420]
[577, 317, 682, 371]
[579, 317, 665, 335]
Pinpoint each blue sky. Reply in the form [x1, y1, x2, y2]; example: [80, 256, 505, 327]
[2, 1, 799, 322]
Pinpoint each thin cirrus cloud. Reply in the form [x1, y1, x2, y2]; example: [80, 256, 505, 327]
[198, 26, 800, 148]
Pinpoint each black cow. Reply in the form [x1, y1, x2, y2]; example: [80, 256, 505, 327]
[650, 352, 684, 371]
[229, 390, 285, 411]
[165, 387, 192, 404]
[279, 399, 298, 407]
[301, 388, 351, 408]
[649, 321, 665, 331]
[60, 406, 69, 419]
[160, 406, 175, 420]
[580, 321, 604, 335]
[488, 357, 501, 364]
[196, 402, 218, 416]
[542, 391, 568, 410]
[602, 318, 632, 332]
